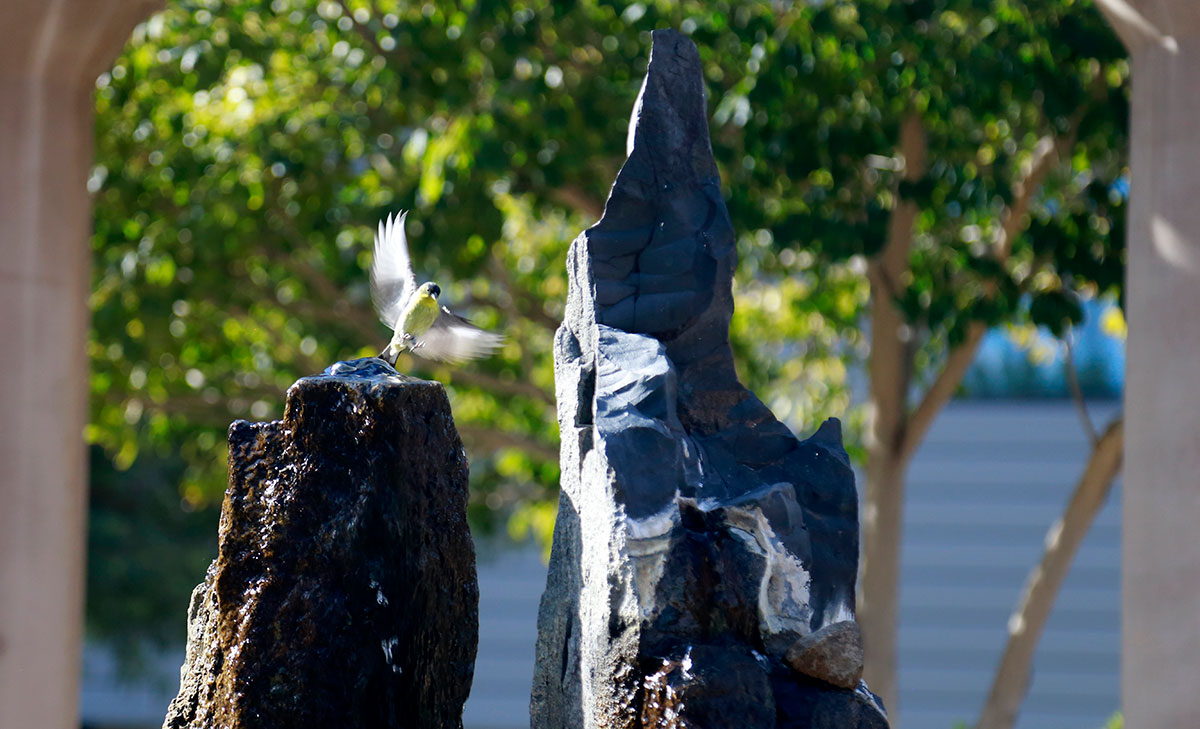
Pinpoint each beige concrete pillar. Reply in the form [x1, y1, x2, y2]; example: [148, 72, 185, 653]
[1097, 2, 1200, 727]
[0, 2, 159, 728]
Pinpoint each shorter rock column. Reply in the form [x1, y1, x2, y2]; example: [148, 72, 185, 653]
[163, 358, 478, 729]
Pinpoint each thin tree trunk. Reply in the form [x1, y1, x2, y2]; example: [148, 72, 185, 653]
[975, 417, 1124, 729]
[860, 117, 1078, 721]
[860, 114, 926, 717]
[860, 451, 908, 713]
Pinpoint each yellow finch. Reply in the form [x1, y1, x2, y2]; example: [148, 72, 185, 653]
[370, 212, 504, 366]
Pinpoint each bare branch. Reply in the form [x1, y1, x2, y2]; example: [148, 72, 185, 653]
[151, 387, 286, 423]
[975, 416, 1123, 729]
[457, 423, 559, 463]
[485, 255, 562, 333]
[995, 131, 1073, 261]
[549, 185, 605, 220]
[899, 322, 986, 462]
[251, 199, 386, 346]
[283, 296, 382, 346]
[1063, 331, 1098, 446]
[446, 368, 556, 408]
[997, 85, 1093, 259]
[335, 0, 401, 63]
[900, 109, 1086, 462]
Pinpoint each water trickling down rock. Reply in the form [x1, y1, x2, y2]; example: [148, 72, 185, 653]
[530, 30, 887, 729]
[163, 357, 478, 729]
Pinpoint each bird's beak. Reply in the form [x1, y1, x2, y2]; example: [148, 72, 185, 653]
[430, 284, 441, 298]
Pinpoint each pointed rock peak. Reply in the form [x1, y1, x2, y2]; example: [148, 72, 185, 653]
[623, 30, 715, 184]
[808, 417, 851, 468]
[536, 29, 878, 729]
[588, 29, 736, 353]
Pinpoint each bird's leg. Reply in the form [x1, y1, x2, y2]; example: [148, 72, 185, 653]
[399, 332, 426, 350]
[378, 342, 400, 366]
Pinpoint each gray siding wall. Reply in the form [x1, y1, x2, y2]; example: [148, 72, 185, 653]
[897, 401, 1120, 729]
[81, 401, 1121, 729]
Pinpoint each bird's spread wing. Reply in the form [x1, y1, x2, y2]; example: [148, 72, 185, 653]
[414, 307, 505, 363]
[370, 211, 418, 330]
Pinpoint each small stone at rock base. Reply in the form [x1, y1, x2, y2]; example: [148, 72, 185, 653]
[785, 620, 864, 689]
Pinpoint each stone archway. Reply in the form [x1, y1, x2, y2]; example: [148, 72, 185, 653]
[1097, 2, 1200, 726]
[0, 3, 161, 728]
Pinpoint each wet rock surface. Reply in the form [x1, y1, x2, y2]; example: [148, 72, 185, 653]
[163, 357, 478, 729]
[531, 30, 886, 729]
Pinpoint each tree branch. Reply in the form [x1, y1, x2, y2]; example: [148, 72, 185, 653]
[335, 0, 402, 63]
[486, 255, 562, 332]
[457, 423, 559, 462]
[1063, 330, 1098, 446]
[280, 296, 380, 347]
[151, 388, 284, 423]
[252, 195, 386, 347]
[996, 131, 1074, 261]
[446, 368, 555, 408]
[268, 259, 384, 346]
[975, 416, 1123, 729]
[900, 119, 1083, 462]
[899, 322, 985, 462]
[549, 184, 605, 220]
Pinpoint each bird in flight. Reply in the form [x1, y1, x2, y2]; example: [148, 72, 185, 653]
[370, 211, 504, 366]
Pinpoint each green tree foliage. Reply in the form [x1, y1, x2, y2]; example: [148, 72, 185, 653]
[88, 0, 1126, 679]
[88, 0, 863, 551]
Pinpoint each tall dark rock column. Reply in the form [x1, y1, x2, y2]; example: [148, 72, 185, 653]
[531, 30, 887, 729]
[163, 358, 478, 729]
